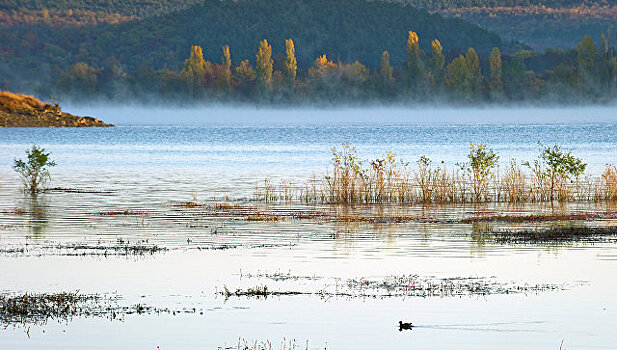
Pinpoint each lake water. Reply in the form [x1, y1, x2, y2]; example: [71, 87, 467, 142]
[1, 107, 617, 349]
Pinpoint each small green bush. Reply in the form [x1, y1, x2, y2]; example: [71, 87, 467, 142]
[13, 145, 56, 194]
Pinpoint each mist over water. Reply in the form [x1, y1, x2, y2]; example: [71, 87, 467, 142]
[63, 104, 617, 126]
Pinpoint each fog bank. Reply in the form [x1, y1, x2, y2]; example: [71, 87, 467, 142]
[63, 104, 617, 126]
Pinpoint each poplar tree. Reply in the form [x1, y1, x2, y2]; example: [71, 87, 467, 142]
[429, 39, 445, 88]
[283, 39, 297, 86]
[489, 47, 503, 94]
[380, 51, 394, 86]
[221, 45, 232, 91]
[256, 39, 273, 92]
[465, 48, 482, 96]
[599, 34, 610, 91]
[182, 45, 208, 95]
[406, 31, 425, 90]
[577, 35, 599, 93]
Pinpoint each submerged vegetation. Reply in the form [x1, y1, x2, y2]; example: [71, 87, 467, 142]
[256, 142, 617, 204]
[488, 225, 617, 244]
[12, 145, 56, 194]
[0, 292, 105, 326]
[220, 273, 560, 300]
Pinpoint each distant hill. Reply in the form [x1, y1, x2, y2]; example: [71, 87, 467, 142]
[2, 0, 612, 49]
[0, 0, 503, 88]
[385, 0, 617, 49]
[0, 0, 202, 18]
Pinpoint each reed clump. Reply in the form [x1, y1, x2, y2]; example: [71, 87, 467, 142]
[254, 142, 617, 205]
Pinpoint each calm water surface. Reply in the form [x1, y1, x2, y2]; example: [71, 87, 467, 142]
[1, 110, 617, 349]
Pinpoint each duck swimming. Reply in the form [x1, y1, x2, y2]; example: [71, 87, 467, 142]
[399, 321, 413, 330]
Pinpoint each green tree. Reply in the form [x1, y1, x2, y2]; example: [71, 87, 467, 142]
[599, 34, 610, 92]
[283, 39, 297, 86]
[489, 47, 503, 95]
[13, 145, 56, 194]
[576, 35, 599, 93]
[429, 39, 445, 89]
[255, 39, 273, 93]
[465, 48, 482, 96]
[405, 31, 425, 91]
[379, 51, 394, 87]
[342, 61, 370, 87]
[445, 55, 471, 97]
[502, 57, 527, 99]
[523, 144, 587, 201]
[233, 59, 256, 93]
[462, 142, 499, 201]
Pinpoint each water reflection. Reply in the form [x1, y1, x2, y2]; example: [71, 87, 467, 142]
[24, 194, 49, 237]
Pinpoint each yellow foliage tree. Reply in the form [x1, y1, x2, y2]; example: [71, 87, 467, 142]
[284, 39, 297, 86]
[221, 45, 232, 91]
[406, 31, 425, 89]
[309, 54, 337, 79]
[255, 39, 273, 92]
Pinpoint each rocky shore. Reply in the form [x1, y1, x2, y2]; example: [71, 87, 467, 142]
[0, 91, 112, 127]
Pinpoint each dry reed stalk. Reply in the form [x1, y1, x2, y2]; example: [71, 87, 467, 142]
[598, 165, 617, 201]
[502, 159, 526, 202]
[252, 151, 617, 205]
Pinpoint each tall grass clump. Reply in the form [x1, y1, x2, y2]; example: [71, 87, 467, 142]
[324, 142, 365, 203]
[594, 164, 617, 201]
[253, 142, 616, 205]
[501, 159, 527, 202]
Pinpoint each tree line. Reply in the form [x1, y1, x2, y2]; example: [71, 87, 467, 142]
[50, 31, 617, 104]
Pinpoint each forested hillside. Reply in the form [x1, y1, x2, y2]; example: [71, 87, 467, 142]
[1, 0, 614, 48]
[1, 0, 615, 105]
[0, 0, 202, 18]
[0, 0, 503, 88]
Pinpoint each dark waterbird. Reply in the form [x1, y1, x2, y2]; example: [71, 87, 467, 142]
[399, 321, 413, 331]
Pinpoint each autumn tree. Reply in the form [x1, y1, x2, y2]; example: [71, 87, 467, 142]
[309, 54, 337, 79]
[233, 59, 256, 94]
[57, 62, 101, 96]
[308, 54, 339, 98]
[429, 39, 445, 89]
[221, 45, 232, 91]
[283, 39, 297, 87]
[342, 61, 369, 87]
[489, 47, 503, 95]
[181, 45, 209, 96]
[405, 31, 425, 91]
[255, 39, 273, 93]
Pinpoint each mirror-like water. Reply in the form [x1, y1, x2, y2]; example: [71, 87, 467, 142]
[1, 111, 617, 349]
